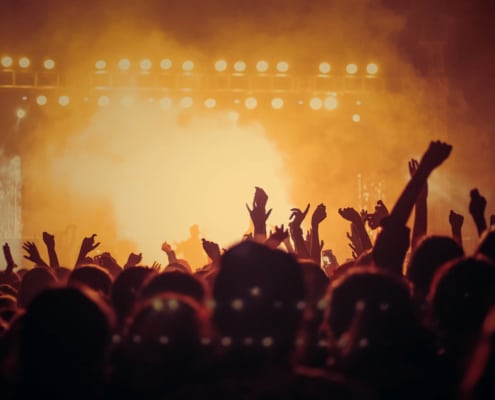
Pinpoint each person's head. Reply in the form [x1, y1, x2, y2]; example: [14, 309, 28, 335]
[213, 241, 305, 361]
[407, 236, 464, 297]
[19, 287, 113, 394]
[69, 265, 113, 297]
[429, 256, 495, 356]
[17, 267, 57, 309]
[140, 271, 206, 305]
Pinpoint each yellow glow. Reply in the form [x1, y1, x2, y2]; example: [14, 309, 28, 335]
[319, 62, 331, 74]
[16, 108, 26, 119]
[160, 59, 172, 70]
[352, 113, 361, 122]
[214, 59, 227, 72]
[310, 97, 323, 110]
[180, 96, 193, 108]
[204, 98, 216, 108]
[276, 61, 289, 73]
[366, 63, 378, 75]
[95, 60, 106, 70]
[44, 59, 55, 70]
[121, 95, 134, 107]
[256, 60, 269, 73]
[118, 58, 131, 71]
[245, 97, 257, 109]
[227, 111, 239, 122]
[36, 95, 48, 106]
[19, 57, 30, 68]
[182, 60, 194, 72]
[159, 97, 172, 109]
[271, 98, 284, 109]
[140, 59, 152, 71]
[346, 63, 358, 74]
[1, 56, 13, 68]
[58, 96, 70, 106]
[98, 96, 110, 107]
[324, 96, 338, 110]
[234, 61, 246, 73]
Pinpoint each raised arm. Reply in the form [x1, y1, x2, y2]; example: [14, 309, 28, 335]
[246, 186, 272, 242]
[161, 241, 177, 264]
[42, 231, 60, 269]
[3, 242, 17, 273]
[289, 204, 311, 258]
[75, 234, 100, 267]
[408, 159, 428, 251]
[469, 189, 487, 237]
[23, 241, 49, 268]
[310, 203, 327, 264]
[449, 210, 464, 248]
[339, 207, 372, 255]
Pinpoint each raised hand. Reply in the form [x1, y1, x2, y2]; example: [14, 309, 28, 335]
[289, 204, 310, 228]
[265, 224, 289, 249]
[23, 241, 48, 267]
[42, 232, 55, 248]
[420, 141, 453, 171]
[367, 200, 389, 230]
[202, 238, 221, 264]
[311, 203, 327, 226]
[469, 188, 487, 236]
[76, 234, 100, 267]
[408, 158, 428, 251]
[161, 241, 173, 253]
[3, 243, 16, 272]
[449, 210, 464, 232]
[338, 207, 361, 223]
[246, 187, 272, 238]
[42, 231, 60, 269]
[289, 204, 311, 258]
[125, 252, 142, 268]
[150, 261, 161, 272]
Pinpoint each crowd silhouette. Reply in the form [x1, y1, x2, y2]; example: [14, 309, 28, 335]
[1, 140, 495, 399]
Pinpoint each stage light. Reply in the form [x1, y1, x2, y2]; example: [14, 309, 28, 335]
[182, 60, 194, 72]
[276, 61, 289, 73]
[214, 59, 227, 72]
[319, 62, 331, 74]
[19, 57, 30, 68]
[366, 63, 378, 75]
[324, 96, 338, 110]
[98, 95, 110, 107]
[346, 63, 358, 74]
[95, 60, 107, 70]
[180, 96, 193, 108]
[58, 95, 70, 106]
[1, 56, 13, 68]
[16, 108, 26, 119]
[21, 96, 28, 101]
[256, 60, 269, 73]
[159, 97, 173, 109]
[310, 97, 323, 110]
[352, 113, 361, 122]
[160, 59, 172, 70]
[121, 95, 134, 107]
[204, 98, 216, 108]
[245, 97, 257, 109]
[271, 98, 284, 109]
[234, 61, 246, 73]
[43, 59, 55, 70]
[36, 95, 47, 106]
[118, 58, 131, 71]
[140, 59, 152, 71]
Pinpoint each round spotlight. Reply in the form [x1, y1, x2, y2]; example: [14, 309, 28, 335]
[36, 95, 47, 106]
[271, 98, 284, 109]
[180, 96, 193, 108]
[95, 60, 107, 70]
[310, 97, 323, 110]
[43, 59, 55, 70]
[98, 96, 110, 107]
[256, 60, 269, 73]
[58, 95, 70, 106]
[182, 60, 194, 72]
[346, 63, 358, 74]
[140, 59, 152, 71]
[234, 61, 246, 73]
[324, 96, 338, 110]
[118, 58, 131, 71]
[276, 61, 289, 73]
[159, 97, 173, 109]
[352, 113, 361, 123]
[1, 56, 13, 68]
[245, 97, 258, 110]
[319, 62, 331, 74]
[160, 59, 172, 70]
[366, 63, 378, 75]
[19, 57, 30, 68]
[204, 98, 216, 108]
[16, 108, 26, 119]
[214, 59, 227, 72]
[121, 95, 134, 107]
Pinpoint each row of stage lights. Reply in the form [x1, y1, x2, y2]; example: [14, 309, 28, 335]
[1, 55, 379, 75]
[18, 94, 346, 111]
